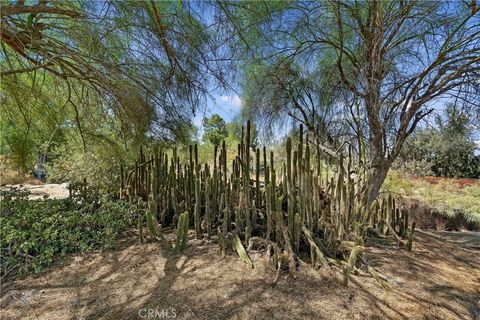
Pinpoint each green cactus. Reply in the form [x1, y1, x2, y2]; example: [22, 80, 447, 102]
[122, 119, 414, 275]
[244, 121, 252, 242]
[294, 213, 301, 252]
[276, 197, 283, 242]
[407, 221, 416, 252]
[286, 137, 294, 237]
[403, 209, 409, 238]
[266, 180, 273, 240]
[194, 163, 202, 239]
[205, 177, 212, 238]
[256, 148, 261, 210]
[343, 245, 365, 286]
[175, 211, 189, 253]
[145, 197, 168, 249]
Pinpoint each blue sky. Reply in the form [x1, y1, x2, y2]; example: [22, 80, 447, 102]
[195, 93, 479, 152]
[193, 93, 242, 133]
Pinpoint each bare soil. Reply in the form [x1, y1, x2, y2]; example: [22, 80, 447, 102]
[1, 183, 70, 200]
[1, 230, 479, 320]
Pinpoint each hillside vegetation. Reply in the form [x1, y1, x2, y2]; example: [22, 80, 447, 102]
[384, 171, 480, 224]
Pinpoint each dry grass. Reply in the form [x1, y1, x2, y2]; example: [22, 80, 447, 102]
[0, 157, 41, 186]
[1, 229, 479, 320]
[383, 171, 480, 225]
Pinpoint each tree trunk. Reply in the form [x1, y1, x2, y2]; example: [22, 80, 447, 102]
[365, 159, 390, 206]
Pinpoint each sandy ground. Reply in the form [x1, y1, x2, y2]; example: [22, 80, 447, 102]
[1, 230, 479, 320]
[1, 183, 70, 200]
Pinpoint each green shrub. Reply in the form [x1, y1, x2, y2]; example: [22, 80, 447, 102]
[0, 188, 141, 277]
[45, 137, 130, 193]
[395, 105, 480, 178]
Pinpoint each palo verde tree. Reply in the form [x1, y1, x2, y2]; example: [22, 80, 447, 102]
[1, 0, 231, 177]
[221, 0, 480, 204]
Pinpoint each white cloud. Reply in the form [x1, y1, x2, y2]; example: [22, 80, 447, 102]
[193, 114, 203, 127]
[219, 95, 242, 108]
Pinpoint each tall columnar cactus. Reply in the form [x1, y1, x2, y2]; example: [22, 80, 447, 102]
[205, 177, 212, 238]
[271, 159, 277, 212]
[387, 194, 393, 232]
[194, 164, 202, 239]
[403, 209, 409, 238]
[276, 197, 283, 242]
[266, 180, 273, 241]
[407, 222, 416, 252]
[305, 142, 313, 230]
[293, 213, 301, 253]
[175, 211, 189, 253]
[122, 118, 414, 280]
[256, 148, 261, 211]
[244, 120, 252, 242]
[286, 137, 294, 237]
[145, 195, 168, 249]
[264, 146, 269, 187]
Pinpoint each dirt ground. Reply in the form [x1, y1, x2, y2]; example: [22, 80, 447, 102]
[1, 230, 479, 320]
[1, 183, 70, 200]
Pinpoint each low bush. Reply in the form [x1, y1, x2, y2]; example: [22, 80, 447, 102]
[0, 188, 142, 278]
[394, 106, 480, 179]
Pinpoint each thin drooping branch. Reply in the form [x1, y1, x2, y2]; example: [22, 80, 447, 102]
[0, 4, 80, 18]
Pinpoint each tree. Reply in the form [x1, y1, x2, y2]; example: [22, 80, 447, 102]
[1, 0, 231, 181]
[202, 114, 228, 146]
[1, 0, 231, 150]
[397, 104, 480, 178]
[330, 0, 479, 203]
[437, 105, 479, 178]
[244, 60, 343, 139]
[222, 0, 480, 204]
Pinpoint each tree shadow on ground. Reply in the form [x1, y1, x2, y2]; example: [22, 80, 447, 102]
[1, 229, 479, 320]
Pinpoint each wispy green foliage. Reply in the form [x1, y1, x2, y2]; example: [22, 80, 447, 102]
[1, 0, 230, 180]
[221, 0, 480, 204]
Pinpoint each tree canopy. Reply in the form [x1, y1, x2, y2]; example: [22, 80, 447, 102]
[398, 105, 480, 178]
[220, 0, 480, 202]
[202, 114, 228, 146]
[1, 0, 231, 174]
[1, 0, 479, 198]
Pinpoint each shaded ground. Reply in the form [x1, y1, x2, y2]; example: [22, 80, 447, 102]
[1, 230, 479, 320]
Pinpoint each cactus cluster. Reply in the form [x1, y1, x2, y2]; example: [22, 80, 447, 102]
[121, 121, 414, 283]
